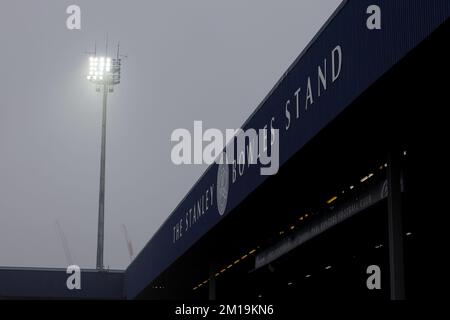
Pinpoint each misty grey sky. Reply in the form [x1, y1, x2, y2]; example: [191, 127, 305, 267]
[0, 0, 342, 269]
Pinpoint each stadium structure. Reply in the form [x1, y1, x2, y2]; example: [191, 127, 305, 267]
[1, 0, 449, 300]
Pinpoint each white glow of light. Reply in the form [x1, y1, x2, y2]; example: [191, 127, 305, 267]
[325, 265, 332, 270]
[326, 196, 338, 205]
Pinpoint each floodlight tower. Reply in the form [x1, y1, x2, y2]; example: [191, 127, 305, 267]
[87, 44, 122, 270]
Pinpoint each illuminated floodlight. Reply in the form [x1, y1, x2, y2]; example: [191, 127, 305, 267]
[87, 56, 114, 84]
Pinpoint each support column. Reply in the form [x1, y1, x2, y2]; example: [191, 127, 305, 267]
[387, 150, 405, 300]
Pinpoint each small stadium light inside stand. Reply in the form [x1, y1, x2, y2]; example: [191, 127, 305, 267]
[326, 196, 338, 204]
[406, 232, 412, 236]
[288, 282, 293, 286]
[350, 185, 354, 190]
[305, 274, 311, 278]
[325, 265, 332, 270]
[258, 294, 263, 298]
